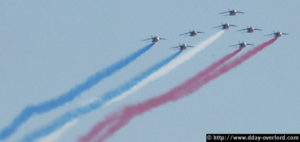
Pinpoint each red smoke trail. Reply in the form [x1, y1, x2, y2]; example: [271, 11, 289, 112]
[79, 113, 120, 142]
[79, 38, 276, 142]
[183, 48, 242, 90]
[195, 38, 277, 91]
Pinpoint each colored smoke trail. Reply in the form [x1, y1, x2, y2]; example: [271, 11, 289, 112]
[180, 48, 242, 90]
[22, 51, 181, 142]
[80, 38, 277, 142]
[0, 43, 155, 140]
[79, 113, 121, 142]
[198, 38, 278, 88]
[37, 119, 79, 142]
[105, 30, 224, 106]
[79, 47, 242, 142]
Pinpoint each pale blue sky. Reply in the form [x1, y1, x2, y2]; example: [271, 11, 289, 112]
[0, 0, 299, 142]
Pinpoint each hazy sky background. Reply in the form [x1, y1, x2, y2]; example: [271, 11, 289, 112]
[0, 0, 299, 142]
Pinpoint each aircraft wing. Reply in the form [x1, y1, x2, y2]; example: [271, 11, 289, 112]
[229, 44, 240, 47]
[170, 46, 179, 49]
[160, 37, 167, 40]
[142, 38, 152, 41]
[255, 28, 262, 31]
[264, 33, 274, 36]
[219, 11, 229, 14]
[238, 28, 247, 31]
[212, 25, 222, 29]
[180, 32, 190, 36]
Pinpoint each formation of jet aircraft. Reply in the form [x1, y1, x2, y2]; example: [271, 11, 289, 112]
[142, 9, 287, 50]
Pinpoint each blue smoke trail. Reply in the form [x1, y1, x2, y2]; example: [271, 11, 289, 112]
[22, 51, 182, 142]
[0, 43, 154, 140]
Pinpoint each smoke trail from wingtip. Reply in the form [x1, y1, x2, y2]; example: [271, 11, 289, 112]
[79, 112, 122, 142]
[0, 43, 154, 140]
[81, 38, 277, 142]
[22, 51, 182, 142]
[199, 38, 277, 87]
[38, 119, 79, 142]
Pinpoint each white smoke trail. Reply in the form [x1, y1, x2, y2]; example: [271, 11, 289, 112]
[37, 94, 97, 142]
[38, 119, 78, 142]
[105, 30, 224, 106]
